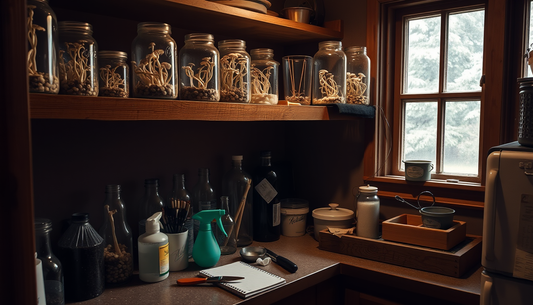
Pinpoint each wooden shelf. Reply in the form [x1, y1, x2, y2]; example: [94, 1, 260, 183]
[50, 0, 343, 44]
[30, 94, 336, 121]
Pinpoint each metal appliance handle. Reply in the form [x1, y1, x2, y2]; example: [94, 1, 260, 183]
[483, 167, 498, 262]
[480, 275, 493, 305]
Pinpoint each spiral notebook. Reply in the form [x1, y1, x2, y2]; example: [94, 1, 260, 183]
[199, 261, 286, 298]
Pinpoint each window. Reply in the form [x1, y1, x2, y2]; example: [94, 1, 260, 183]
[365, 0, 518, 208]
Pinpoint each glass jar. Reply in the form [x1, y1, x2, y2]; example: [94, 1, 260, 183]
[251, 48, 279, 105]
[98, 51, 129, 98]
[27, 0, 59, 94]
[98, 185, 133, 285]
[35, 218, 64, 305]
[58, 21, 98, 96]
[312, 41, 346, 104]
[282, 55, 313, 105]
[179, 33, 219, 101]
[57, 213, 104, 302]
[346, 46, 370, 105]
[356, 185, 380, 239]
[131, 22, 178, 99]
[218, 39, 251, 103]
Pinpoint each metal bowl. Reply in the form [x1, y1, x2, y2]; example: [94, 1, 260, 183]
[239, 246, 266, 263]
[282, 7, 313, 24]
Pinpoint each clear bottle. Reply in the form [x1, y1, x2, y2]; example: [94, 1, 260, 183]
[57, 213, 104, 302]
[218, 39, 251, 103]
[170, 173, 193, 258]
[131, 22, 177, 99]
[179, 33, 220, 102]
[34, 218, 64, 305]
[356, 185, 380, 239]
[192, 168, 217, 239]
[312, 40, 346, 104]
[252, 151, 281, 242]
[58, 21, 98, 96]
[139, 178, 165, 235]
[98, 185, 133, 285]
[27, 0, 59, 94]
[216, 196, 237, 255]
[345, 46, 370, 105]
[222, 155, 253, 246]
[98, 51, 129, 98]
[250, 48, 279, 105]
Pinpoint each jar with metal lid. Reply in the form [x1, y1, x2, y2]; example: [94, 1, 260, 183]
[356, 185, 380, 239]
[312, 40, 346, 104]
[250, 48, 279, 105]
[218, 39, 251, 103]
[311, 203, 354, 241]
[58, 21, 98, 96]
[179, 33, 219, 101]
[346, 46, 370, 105]
[98, 51, 129, 98]
[131, 22, 177, 99]
[27, 0, 59, 94]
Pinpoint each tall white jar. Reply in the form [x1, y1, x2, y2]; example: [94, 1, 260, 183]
[356, 185, 380, 239]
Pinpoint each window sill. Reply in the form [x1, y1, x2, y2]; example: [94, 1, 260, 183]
[363, 175, 485, 209]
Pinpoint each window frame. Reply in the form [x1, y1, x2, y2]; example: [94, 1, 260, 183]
[364, 0, 524, 208]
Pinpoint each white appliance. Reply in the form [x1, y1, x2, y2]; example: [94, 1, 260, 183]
[481, 141, 533, 304]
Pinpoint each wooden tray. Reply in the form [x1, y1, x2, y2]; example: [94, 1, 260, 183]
[318, 230, 481, 277]
[381, 214, 467, 250]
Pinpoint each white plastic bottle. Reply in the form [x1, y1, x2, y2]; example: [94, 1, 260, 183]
[138, 212, 169, 282]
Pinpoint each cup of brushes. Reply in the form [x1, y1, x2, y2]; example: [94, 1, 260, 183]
[161, 198, 191, 271]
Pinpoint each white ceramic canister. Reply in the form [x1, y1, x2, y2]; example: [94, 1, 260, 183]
[280, 198, 309, 237]
[356, 185, 380, 239]
[312, 203, 354, 241]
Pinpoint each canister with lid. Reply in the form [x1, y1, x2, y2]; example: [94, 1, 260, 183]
[356, 185, 380, 239]
[27, 0, 59, 94]
[312, 203, 354, 241]
[98, 51, 129, 98]
[280, 198, 309, 237]
[345, 46, 370, 105]
[250, 48, 279, 105]
[312, 40, 346, 104]
[218, 39, 251, 103]
[131, 22, 178, 99]
[58, 21, 98, 96]
[179, 33, 219, 101]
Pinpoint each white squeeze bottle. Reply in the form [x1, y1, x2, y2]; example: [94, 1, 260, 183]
[138, 212, 169, 282]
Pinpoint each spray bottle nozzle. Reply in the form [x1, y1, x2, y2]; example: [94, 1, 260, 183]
[193, 209, 227, 237]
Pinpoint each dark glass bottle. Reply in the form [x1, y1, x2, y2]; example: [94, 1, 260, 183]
[57, 213, 104, 302]
[139, 178, 165, 235]
[35, 218, 64, 305]
[222, 155, 253, 246]
[216, 196, 237, 255]
[171, 173, 193, 257]
[99, 185, 133, 285]
[192, 168, 217, 239]
[252, 151, 281, 242]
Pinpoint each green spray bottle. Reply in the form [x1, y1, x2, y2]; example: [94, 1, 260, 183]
[192, 209, 227, 267]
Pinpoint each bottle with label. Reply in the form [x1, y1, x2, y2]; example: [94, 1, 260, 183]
[57, 213, 104, 302]
[139, 178, 165, 235]
[98, 184, 133, 285]
[170, 173, 193, 257]
[356, 185, 380, 239]
[252, 150, 281, 242]
[222, 155, 253, 246]
[35, 218, 64, 305]
[216, 196, 237, 255]
[138, 212, 169, 282]
[192, 168, 217, 239]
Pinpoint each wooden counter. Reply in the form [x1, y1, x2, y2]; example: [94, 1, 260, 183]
[69, 234, 481, 305]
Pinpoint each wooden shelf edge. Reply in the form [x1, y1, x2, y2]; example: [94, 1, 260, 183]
[30, 94, 335, 121]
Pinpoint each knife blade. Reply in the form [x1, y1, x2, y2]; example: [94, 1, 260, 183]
[265, 248, 298, 273]
[176, 276, 244, 285]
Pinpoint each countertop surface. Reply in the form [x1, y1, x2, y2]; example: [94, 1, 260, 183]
[69, 234, 482, 304]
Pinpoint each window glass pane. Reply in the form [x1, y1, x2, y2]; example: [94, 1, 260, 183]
[443, 101, 480, 175]
[446, 10, 484, 92]
[402, 101, 438, 169]
[405, 16, 441, 93]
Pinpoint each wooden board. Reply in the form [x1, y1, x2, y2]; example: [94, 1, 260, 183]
[318, 230, 481, 277]
[381, 214, 467, 250]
